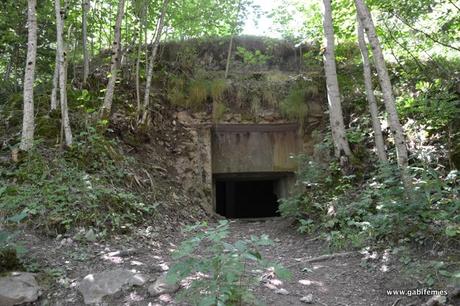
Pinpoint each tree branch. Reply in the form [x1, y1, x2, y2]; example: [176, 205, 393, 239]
[392, 13, 460, 52]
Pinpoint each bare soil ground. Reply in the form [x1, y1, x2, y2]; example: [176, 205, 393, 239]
[17, 218, 441, 306]
[228, 218, 422, 306]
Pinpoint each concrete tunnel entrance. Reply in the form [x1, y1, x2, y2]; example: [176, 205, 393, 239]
[211, 124, 300, 219]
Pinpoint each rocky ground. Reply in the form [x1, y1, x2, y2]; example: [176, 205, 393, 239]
[1, 218, 458, 306]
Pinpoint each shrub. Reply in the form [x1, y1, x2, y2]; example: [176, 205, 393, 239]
[168, 77, 188, 107]
[188, 79, 209, 109]
[279, 152, 460, 249]
[167, 220, 290, 305]
[236, 47, 272, 66]
[212, 101, 227, 122]
[209, 79, 228, 102]
[0, 230, 24, 273]
[279, 78, 319, 124]
[0, 129, 156, 234]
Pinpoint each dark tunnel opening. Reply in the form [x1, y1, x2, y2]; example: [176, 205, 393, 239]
[215, 178, 281, 219]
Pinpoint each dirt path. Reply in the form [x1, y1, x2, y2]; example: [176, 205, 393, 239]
[227, 218, 415, 306]
[17, 218, 426, 305]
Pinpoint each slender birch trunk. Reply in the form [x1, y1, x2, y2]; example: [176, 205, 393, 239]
[144, 11, 148, 71]
[224, 0, 242, 79]
[135, 7, 147, 113]
[51, 53, 59, 110]
[135, 31, 142, 112]
[55, 0, 73, 146]
[82, 0, 90, 84]
[321, 0, 352, 159]
[20, 0, 38, 151]
[356, 16, 387, 162]
[224, 36, 234, 79]
[140, 0, 169, 124]
[98, 0, 103, 53]
[100, 0, 126, 120]
[354, 0, 409, 172]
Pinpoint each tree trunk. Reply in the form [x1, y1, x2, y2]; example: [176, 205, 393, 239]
[55, 0, 73, 146]
[321, 0, 352, 160]
[140, 0, 169, 124]
[354, 0, 409, 172]
[144, 8, 148, 72]
[98, 0, 103, 52]
[224, 0, 242, 79]
[135, 6, 147, 114]
[356, 16, 387, 162]
[224, 36, 234, 79]
[135, 32, 142, 113]
[20, 0, 38, 151]
[82, 0, 90, 85]
[100, 0, 126, 120]
[51, 53, 59, 110]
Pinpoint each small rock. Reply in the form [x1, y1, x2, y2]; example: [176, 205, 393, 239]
[158, 263, 169, 271]
[60, 238, 73, 246]
[423, 295, 447, 306]
[176, 111, 191, 124]
[130, 260, 144, 266]
[275, 288, 289, 295]
[148, 274, 180, 297]
[78, 269, 148, 304]
[300, 294, 313, 304]
[84, 229, 97, 241]
[0, 272, 41, 306]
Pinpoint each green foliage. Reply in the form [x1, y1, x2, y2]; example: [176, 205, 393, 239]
[0, 230, 24, 273]
[280, 145, 460, 250]
[280, 87, 309, 123]
[209, 79, 228, 102]
[0, 129, 156, 234]
[168, 77, 188, 107]
[269, 0, 323, 43]
[279, 78, 319, 123]
[262, 88, 278, 107]
[236, 46, 272, 65]
[394, 244, 460, 287]
[212, 101, 227, 122]
[0, 247, 22, 274]
[168, 77, 230, 112]
[188, 79, 212, 109]
[397, 79, 459, 131]
[167, 220, 290, 305]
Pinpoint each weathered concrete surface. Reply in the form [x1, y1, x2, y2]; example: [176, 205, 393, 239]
[212, 124, 301, 174]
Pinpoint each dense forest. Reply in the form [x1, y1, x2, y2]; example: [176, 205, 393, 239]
[0, 0, 459, 305]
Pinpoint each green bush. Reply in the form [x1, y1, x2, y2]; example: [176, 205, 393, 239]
[0, 230, 24, 273]
[167, 220, 290, 305]
[279, 152, 460, 249]
[0, 129, 156, 234]
[236, 47, 272, 65]
[280, 87, 309, 123]
[188, 79, 209, 109]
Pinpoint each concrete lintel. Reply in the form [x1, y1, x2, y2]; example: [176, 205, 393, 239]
[213, 123, 299, 133]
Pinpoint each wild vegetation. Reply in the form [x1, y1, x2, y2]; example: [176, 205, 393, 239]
[0, 0, 459, 304]
[166, 220, 290, 305]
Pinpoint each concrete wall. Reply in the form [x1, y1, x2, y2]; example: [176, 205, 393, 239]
[174, 111, 317, 214]
[211, 124, 301, 174]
